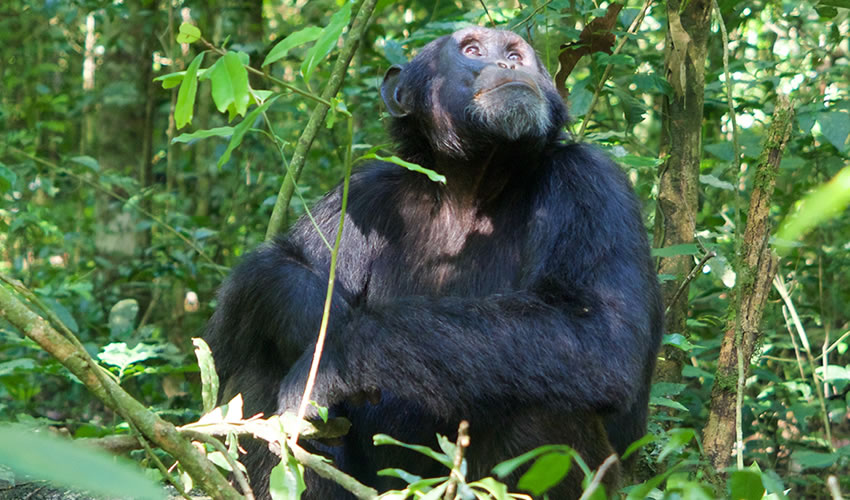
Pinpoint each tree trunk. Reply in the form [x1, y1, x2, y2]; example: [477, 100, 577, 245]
[703, 96, 793, 473]
[653, 0, 713, 382]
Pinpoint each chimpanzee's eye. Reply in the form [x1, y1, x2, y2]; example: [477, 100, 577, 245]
[464, 44, 482, 56]
[507, 52, 523, 62]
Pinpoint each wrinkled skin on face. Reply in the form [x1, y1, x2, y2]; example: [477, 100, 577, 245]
[381, 27, 568, 160]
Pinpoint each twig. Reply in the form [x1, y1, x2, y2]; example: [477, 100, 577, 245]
[292, 115, 354, 441]
[444, 421, 471, 500]
[577, 454, 618, 500]
[827, 475, 843, 500]
[478, 0, 495, 27]
[664, 250, 716, 316]
[774, 276, 833, 450]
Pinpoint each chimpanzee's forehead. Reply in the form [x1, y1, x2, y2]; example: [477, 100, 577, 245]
[449, 27, 528, 47]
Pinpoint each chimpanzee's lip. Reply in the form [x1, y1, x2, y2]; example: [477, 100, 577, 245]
[476, 76, 542, 99]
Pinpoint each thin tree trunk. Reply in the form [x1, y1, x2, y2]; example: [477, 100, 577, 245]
[653, 0, 713, 382]
[703, 96, 793, 473]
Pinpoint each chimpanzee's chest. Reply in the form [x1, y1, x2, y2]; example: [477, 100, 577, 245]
[365, 200, 528, 303]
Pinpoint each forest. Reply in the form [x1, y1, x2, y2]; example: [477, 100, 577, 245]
[1, 0, 849, 498]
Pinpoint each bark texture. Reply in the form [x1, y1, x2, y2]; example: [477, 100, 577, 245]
[703, 96, 794, 472]
[653, 0, 713, 382]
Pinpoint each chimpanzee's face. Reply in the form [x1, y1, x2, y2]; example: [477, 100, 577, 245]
[381, 27, 567, 156]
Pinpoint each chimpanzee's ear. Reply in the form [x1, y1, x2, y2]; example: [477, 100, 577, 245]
[381, 65, 410, 118]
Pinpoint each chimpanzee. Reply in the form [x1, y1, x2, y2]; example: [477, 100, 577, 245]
[205, 26, 663, 499]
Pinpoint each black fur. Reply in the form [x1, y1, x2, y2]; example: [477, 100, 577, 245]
[206, 27, 663, 499]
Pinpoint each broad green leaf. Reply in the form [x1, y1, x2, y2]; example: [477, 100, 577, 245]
[301, 2, 352, 86]
[775, 165, 850, 252]
[70, 155, 100, 172]
[176, 22, 201, 44]
[0, 426, 164, 499]
[269, 453, 306, 500]
[651, 243, 700, 258]
[172, 126, 235, 144]
[728, 470, 765, 500]
[699, 174, 734, 190]
[791, 449, 837, 469]
[704, 142, 735, 162]
[569, 86, 593, 117]
[492, 444, 573, 478]
[108, 298, 138, 337]
[360, 153, 446, 183]
[816, 364, 850, 381]
[817, 111, 850, 151]
[373, 434, 453, 468]
[217, 95, 280, 168]
[193, 338, 219, 414]
[0, 163, 16, 192]
[517, 452, 573, 495]
[208, 52, 251, 118]
[263, 27, 323, 67]
[98, 342, 163, 379]
[175, 52, 205, 129]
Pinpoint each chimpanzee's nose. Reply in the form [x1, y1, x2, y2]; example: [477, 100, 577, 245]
[497, 61, 516, 70]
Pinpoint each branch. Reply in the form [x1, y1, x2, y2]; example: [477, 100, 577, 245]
[444, 421, 471, 500]
[266, 0, 380, 239]
[0, 278, 240, 499]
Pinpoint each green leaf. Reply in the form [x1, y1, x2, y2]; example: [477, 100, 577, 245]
[70, 155, 100, 172]
[217, 95, 280, 168]
[817, 111, 850, 151]
[817, 364, 850, 381]
[617, 155, 662, 168]
[377, 468, 423, 484]
[172, 126, 235, 144]
[359, 153, 446, 183]
[569, 85, 593, 117]
[700, 174, 734, 190]
[176, 22, 201, 44]
[263, 27, 323, 67]
[469, 477, 510, 500]
[704, 142, 735, 162]
[175, 52, 205, 129]
[193, 338, 219, 414]
[108, 299, 138, 337]
[728, 470, 765, 500]
[663, 333, 697, 352]
[492, 444, 573, 478]
[517, 452, 573, 495]
[621, 433, 655, 461]
[0, 163, 16, 192]
[775, 165, 850, 252]
[651, 243, 700, 258]
[269, 452, 306, 500]
[650, 396, 688, 411]
[0, 426, 164, 499]
[301, 2, 352, 86]
[658, 428, 697, 462]
[791, 449, 837, 469]
[208, 52, 251, 118]
[98, 342, 163, 379]
[153, 71, 185, 89]
[373, 434, 453, 469]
